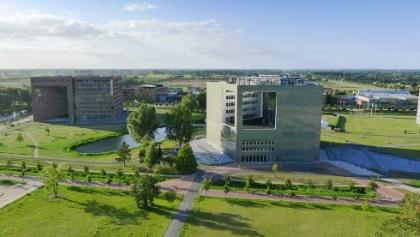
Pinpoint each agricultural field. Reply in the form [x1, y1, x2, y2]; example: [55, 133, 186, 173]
[0, 186, 180, 237]
[181, 197, 398, 237]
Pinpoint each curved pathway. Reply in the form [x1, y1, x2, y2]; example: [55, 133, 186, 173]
[24, 133, 39, 158]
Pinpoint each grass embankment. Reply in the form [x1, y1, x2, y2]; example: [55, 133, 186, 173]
[180, 197, 398, 237]
[0, 186, 181, 237]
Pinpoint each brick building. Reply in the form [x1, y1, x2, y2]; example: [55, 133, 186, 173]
[31, 75, 123, 122]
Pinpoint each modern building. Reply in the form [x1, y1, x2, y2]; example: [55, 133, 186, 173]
[206, 76, 323, 170]
[31, 75, 123, 122]
[356, 90, 418, 107]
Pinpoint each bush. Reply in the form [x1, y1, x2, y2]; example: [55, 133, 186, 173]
[288, 191, 296, 197]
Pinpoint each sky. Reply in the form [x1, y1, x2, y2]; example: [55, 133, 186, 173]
[0, 0, 419, 69]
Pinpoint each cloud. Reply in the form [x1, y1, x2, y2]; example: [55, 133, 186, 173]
[0, 4, 11, 10]
[123, 3, 157, 11]
[0, 13, 130, 40]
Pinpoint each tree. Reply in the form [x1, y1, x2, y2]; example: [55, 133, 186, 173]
[16, 132, 24, 145]
[180, 93, 195, 112]
[115, 142, 131, 166]
[265, 179, 272, 195]
[39, 165, 66, 198]
[200, 178, 212, 196]
[86, 174, 92, 185]
[164, 189, 177, 206]
[361, 198, 371, 211]
[377, 193, 420, 237]
[138, 141, 149, 163]
[223, 175, 231, 197]
[100, 168, 107, 176]
[284, 178, 292, 190]
[175, 143, 197, 174]
[21, 161, 26, 171]
[368, 178, 377, 191]
[144, 142, 158, 171]
[165, 104, 193, 148]
[272, 163, 279, 177]
[4, 160, 13, 170]
[195, 91, 206, 111]
[131, 175, 160, 209]
[127, 103, 159, 142]
[83, 165, 89, 176]
[116, 168, 124, 188]
[325, 179, 333, 190]
[36, 161, 43, 172]
[45, 127, 50, 136]
[244, 174, 254, 193]
[21, 161, 26, 181]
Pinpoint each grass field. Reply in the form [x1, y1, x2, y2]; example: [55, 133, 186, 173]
[0, 186, 181, 237]
[180, 197, 398, 237]
[321, 114, 420, 158]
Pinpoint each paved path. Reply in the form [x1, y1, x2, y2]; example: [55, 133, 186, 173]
[0, 175, 42, 208]
[24, 133, 39, 158]
[164, 169, 204, 237]
[382, 178, 420, 193]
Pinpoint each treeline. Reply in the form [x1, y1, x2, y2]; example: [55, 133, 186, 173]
[0, 86, 31, 113]
[304, 70, 420, 95]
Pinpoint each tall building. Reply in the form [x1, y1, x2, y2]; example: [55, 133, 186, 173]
[31, 75, 123, 122]
[206, 76, 323, 170]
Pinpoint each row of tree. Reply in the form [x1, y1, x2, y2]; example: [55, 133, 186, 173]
[123, 93, 198, 174]
[0, 86, 31, 112]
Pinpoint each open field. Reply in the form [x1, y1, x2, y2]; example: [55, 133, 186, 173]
[0, 186, 180, 237]
[321, 114, 420, 158]
[180, 197, 398, 237]
[322, 80, 381, 91]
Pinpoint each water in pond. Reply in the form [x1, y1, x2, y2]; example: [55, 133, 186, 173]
[75, 127, 167, 153]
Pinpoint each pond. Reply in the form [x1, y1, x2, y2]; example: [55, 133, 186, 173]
[75, 127, 167, 153]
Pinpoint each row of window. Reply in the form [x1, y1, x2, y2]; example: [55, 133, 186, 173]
[226, 102, 235, 106]
[242, 140, 275, 145]
[242, 113, 256, 120]
[226, 109, 235, 114]
[225, 116, 234, 123]
[226, 95, 235, 100]
[242, 107, 256, 112]
[77, 111, 112, 115]
[242, 93, 258, 98]
[243, 100, 258, 105]
[241, 147, 275, 152]
[77, 106, 113, 110]
[241, 155, 275, 162]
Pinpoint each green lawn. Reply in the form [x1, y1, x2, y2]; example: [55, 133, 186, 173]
[181, 197, 398, 237]
[321, 114, 420, 158]
[0, 186, 181, 237]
